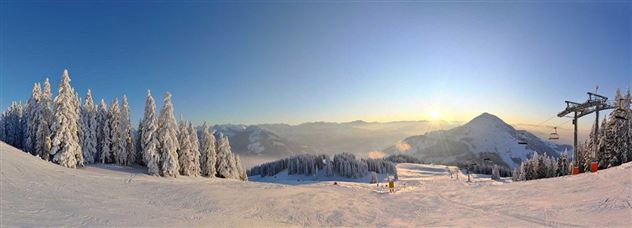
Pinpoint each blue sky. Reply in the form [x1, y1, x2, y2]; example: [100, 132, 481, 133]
[1, 2, 630, 127]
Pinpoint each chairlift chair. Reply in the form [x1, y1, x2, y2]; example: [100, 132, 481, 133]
[548, 127, 560, 140]
[614, 98, 628, 120]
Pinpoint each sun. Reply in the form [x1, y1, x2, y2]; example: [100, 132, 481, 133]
[430, 110, 441, 121]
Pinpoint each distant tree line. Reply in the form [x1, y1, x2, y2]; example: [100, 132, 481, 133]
[0, 69, 246, 180]
[383, 154, 425, 164]
[248, 152, 397, 179]
[457, 161, 513, 178]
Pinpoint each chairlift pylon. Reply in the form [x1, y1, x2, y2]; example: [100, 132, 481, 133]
[548, 127, 559, 140]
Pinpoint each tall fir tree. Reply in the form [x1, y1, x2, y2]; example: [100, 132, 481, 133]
[157, 92, 179, 177]
[50, 69, 84, 168]
[25, 83, 42, 155]
[6, 102, 24, 149]
[188, 122, 201, 176]
[233, 153, 247, 181]
[0, 111, 6, 142]
[74, 91, 83, 156]
[624, 88, 632, 163]
[177, 118, 196, 176]
[97, 99, 111, 163]
[80, 89, 98, 164]
[109, 98, 124, 164]
[215, 133, 236, 179]
[120, 95, 134, 165]
[36, 78, 53, 160]
[140, 90, 160, 175]
[199, 122, 217, 177]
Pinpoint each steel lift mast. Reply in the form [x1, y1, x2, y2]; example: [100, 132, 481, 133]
[557, 92, 614, 174]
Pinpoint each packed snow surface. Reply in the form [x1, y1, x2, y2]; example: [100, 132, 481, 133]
[1, 142, 630, 227]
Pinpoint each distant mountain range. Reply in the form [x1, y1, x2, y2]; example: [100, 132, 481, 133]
[383, 113, 571, 168]
[209, 124, 309, 158]
[210, 120, 459, 168]
[211, 113, 569, 169]
[258, 120, 459, 155]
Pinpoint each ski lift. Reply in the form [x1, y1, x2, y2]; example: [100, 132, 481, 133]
[548, 127, 560, 140]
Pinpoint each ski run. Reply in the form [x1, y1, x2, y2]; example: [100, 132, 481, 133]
[2, 141, 631, 227]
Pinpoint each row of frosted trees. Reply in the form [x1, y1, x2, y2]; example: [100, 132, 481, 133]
[248, 152, 397, 179]
[0, 69, 246, 180]
[512, 150, 571, 181]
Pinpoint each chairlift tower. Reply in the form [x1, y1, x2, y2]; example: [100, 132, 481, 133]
[557, 92, 615, 174]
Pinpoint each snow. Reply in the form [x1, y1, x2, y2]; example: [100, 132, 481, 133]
[1, 141, 631, 227]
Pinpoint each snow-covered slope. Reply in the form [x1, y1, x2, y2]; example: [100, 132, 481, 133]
[2, 142, 630, 227]
[384, 113, 571, 168]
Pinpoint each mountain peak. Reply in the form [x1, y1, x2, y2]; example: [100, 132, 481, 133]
[462, 112, 513, 132]
[469, 112, 503, 123]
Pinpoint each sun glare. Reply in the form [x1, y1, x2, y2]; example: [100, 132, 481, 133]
[430, 110, 441, 121]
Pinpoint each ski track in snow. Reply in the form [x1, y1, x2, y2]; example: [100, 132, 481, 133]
[1, 142, 631, 227]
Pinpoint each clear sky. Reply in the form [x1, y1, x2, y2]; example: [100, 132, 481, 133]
[1, 1, 630, 128]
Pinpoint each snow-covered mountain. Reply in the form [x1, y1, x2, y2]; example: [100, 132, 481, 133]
[210, 124, 310, 157]
[384, 113, 571, 168]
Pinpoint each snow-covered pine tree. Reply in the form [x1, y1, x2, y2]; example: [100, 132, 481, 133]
[108, 98, 123, 164]
[581, 122, 599, 172]
[24, 83, 42, 155]
[0, 111, 6, 142]
[199, 122, 217, 177]
[74, 91, 83, 156]
[215, 133, 235, 178]
[120, 95, 135, 165]
[324, 157, 334, 177]
[135, 121, 143, 165]
[188, 122, 201, 176]
[80, 89, 98, 164]
[50, 69, 84, 168]
[624, 88, 632, 163]
[140, 90, 160, 175]
[604, 88, 632, 167]
[557, 148, 569, 176]
[233, 153, 246, 181]
[176, 118, 196, 176]
[97, 99, 110, 163]
[36, 78, 53, 160]
[511, 162, 524, 181]
[5, 101, 24, 149]
[157, 92, 179, 177]
[370, 171, 377, 183]
[3, 103, 15, 146]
